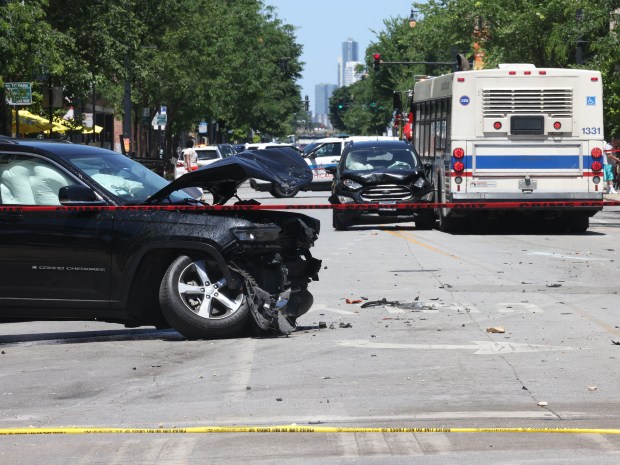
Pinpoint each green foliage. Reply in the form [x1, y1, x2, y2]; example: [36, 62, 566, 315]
[353, 0, 620, 138]
[0, 0, 304, 142]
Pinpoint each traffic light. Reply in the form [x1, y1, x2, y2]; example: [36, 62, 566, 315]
[373, 53, 381, 71]
[304, 95, 309, 112]
[337, 98, 344, 110]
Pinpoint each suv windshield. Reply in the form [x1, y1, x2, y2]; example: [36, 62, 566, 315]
[63, 151, 188, 204]
[344, 148, 419, 171]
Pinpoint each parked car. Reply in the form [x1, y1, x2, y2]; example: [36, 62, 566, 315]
[245, 142, 300, 152]
[249, 136, 399, 197]
[217, 143, 237, 158]
[0, 139, 321, 338]
[327, 139, 434, 230]
[174, 145, 224, 179]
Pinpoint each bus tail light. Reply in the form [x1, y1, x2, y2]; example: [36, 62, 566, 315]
[453, 161, 465, 173]
[453, 147, 465, 159]
[591, 147, 602, 158]
[591, 161, 602, 172]
[493, 122, 502, 130]
[553, 121, 562, 130]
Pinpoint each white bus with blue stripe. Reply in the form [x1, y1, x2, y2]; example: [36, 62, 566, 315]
[412, 64, 605, 232]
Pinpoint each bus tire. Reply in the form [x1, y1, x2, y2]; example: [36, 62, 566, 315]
[568, 214, 589, 233]
[415, 211, 435, 230]
[438, 209, 456, 232]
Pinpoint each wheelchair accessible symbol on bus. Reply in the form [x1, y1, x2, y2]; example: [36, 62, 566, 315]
[460, 96, 470, 106]
[586, 96, 596, 106]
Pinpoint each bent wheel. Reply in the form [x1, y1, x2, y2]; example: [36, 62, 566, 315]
[159, 255, 249, 339]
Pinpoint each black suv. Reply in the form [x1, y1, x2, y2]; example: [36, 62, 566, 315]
[328, 140, 434, 230]
[0, 139, 321, 338]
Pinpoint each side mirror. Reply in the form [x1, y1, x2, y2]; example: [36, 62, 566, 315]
[59, 185, 106, 205]
[423, 162, 432, 176]
[325, 166, 337, 175]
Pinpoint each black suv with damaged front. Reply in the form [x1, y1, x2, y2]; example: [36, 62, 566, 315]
[0, 140, 320, 339]
[328, 140, 434, 230]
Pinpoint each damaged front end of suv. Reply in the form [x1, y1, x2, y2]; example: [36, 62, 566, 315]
[146, 148, 322, 338]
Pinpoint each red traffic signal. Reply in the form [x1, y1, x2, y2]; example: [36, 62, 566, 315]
[373, 53, 381, 71]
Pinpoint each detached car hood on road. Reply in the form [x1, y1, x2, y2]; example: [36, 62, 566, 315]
[147, 148, 313, 204]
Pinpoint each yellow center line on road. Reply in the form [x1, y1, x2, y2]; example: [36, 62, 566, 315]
[384, 230, 461, 261]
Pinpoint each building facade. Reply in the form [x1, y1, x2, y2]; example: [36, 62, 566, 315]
[339, 38, 360, 88]
[314, 83, 337, 128]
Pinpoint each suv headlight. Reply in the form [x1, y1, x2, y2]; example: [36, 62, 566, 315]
[232, 226, 281, 242]
[414, 177, 427, 189]
[343, 179, 363, 190]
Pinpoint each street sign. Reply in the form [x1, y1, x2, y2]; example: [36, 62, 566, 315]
[4, 82, 32, 105]
[83, 112, 94, 128]
[151, 112, 167, 129]
[198, 121, 208, 133]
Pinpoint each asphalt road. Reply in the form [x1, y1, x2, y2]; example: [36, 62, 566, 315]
[1, 186, 619, 464]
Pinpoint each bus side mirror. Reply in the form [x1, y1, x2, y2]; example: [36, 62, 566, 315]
[325, 166, 337, 175]
[456, 53, 471, 71]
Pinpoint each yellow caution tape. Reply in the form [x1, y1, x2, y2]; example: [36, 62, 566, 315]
[0, 425, 619, 435]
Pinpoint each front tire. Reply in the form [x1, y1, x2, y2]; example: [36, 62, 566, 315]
[159, 256, 250, 339]
[333, 211, 350, 230]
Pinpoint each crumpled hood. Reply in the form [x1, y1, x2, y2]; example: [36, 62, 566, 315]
[147, 148, 313, 204]
[342, 169, 424, 184]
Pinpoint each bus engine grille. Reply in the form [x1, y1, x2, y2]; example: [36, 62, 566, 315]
[361, 185, 413, 202]
[482, 88, 573, 118]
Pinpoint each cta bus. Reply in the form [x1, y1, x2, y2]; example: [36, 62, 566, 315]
[411, 64, 605, 232]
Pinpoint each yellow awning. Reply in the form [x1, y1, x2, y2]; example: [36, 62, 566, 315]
[53, 117, 103, 134]
[11, 109, 66, 135]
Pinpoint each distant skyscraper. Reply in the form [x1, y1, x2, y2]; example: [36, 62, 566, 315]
[339, 38, 360, 88]
[342, 38, 359, 63]
[343, 62, 363, 87]
[315, 83, 337, 117]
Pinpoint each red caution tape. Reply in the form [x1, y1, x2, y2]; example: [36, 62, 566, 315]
[0, 200, 618, 213]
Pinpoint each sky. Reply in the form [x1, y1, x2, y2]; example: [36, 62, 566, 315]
[265, 0, 412, 113]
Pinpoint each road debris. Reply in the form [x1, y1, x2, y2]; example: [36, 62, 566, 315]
[546, 283, 562, 288]
[486, 326, 506, 334]
[587, 386, 597, 391]
[537, 401, 548, 407]
[346, 299, 363, 304]
[360, 298, 436, 311]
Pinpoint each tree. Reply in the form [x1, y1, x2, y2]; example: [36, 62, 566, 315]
[0, 0, 68, 134]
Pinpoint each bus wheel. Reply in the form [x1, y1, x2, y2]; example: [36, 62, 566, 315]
[438, 208, 457, 232]
[567, 214, 589, 233]
[415, 211, 436, 230]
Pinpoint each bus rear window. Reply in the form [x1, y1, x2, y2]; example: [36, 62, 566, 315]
[510, 116, 544, 135]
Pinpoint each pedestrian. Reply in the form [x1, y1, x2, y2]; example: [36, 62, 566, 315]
[603, 134, 620, 194]
[182, 138, 198, 175]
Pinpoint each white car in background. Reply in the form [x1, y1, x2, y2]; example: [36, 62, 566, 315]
[174, 145, 224, 179]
